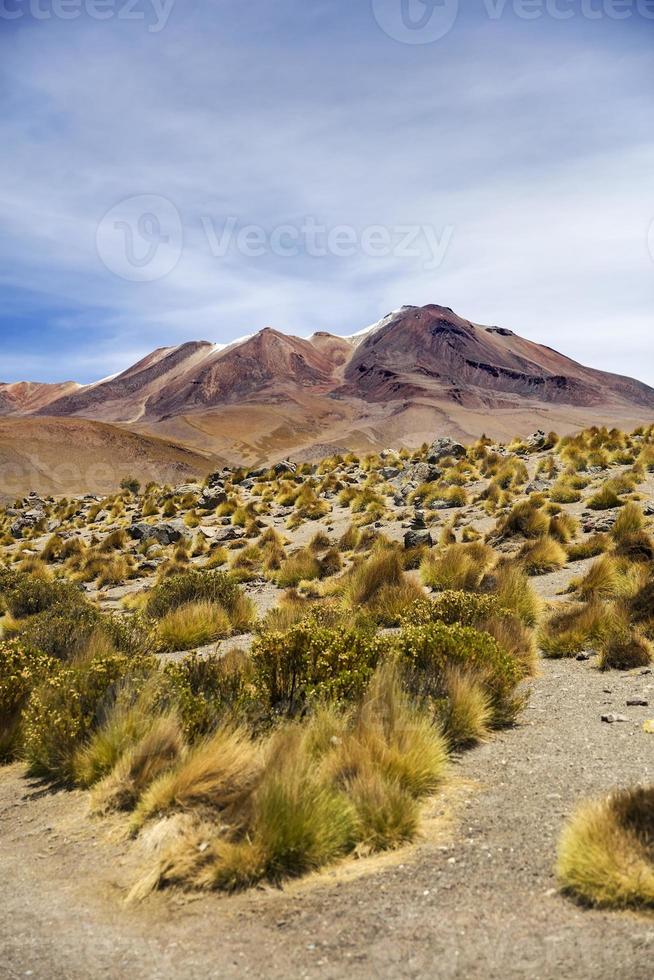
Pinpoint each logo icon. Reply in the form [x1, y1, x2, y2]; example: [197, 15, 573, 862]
[372, 0, 459, 44]
[96, 194, 183, 282]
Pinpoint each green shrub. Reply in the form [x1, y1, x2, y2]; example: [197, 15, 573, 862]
[401, 591, 503, 628]
[0, 568, 83, 618]
[251, 620, 386, 718]
[163, 651, 253, 741]
[0, 640, 54, 760]
[21, 649, 153, 783]
[145, 570, 240, 619]
[395, 622, 523, 728]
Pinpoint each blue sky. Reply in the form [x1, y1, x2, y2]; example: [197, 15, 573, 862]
[0, 0, 652, 384]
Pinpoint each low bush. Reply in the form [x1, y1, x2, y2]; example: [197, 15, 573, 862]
[519, 536, 567, 576]
[0, 640, 53, 760]
[250, 620, 386, 718]
[557, 785, 654, 908]
[163, 650, 254, 741]
[395, 622, 524, 729]
[21, 648, 154, 784]
[156, 601, 232, 652]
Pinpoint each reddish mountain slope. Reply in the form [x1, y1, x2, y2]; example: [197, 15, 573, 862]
[340, 305, 654, 410]
[0, 381, 81, 416]
[6, 303, 653, 466]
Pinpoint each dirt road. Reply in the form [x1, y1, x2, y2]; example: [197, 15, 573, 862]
[2, 657, 654, 980]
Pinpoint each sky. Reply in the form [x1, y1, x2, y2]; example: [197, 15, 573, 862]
[0, 0, 652, 385]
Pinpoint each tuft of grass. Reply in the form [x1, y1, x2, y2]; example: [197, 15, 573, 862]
[557, 786, 654, 908]
[420, 543, 494, 593]
[598, 624, 653, 671]
[540, 600, 614, 659]
[91, 714, 184, 813]
[492, 564, 541, 627]
[156, 601, 232, 652]
[440, 667, 492, 749]
[131, 726, 262, 832]
[567, 534, 609, 562]
[275, 549, 321, 588]
[587, 484, 624, 511]
[519, 536, 567, 576]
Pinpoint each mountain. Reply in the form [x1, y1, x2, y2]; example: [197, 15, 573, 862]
[0, 417, 213, 497]
[6, 303, 654, 467]
[0, 381, 81, 416]
[338, 305, 654, 409]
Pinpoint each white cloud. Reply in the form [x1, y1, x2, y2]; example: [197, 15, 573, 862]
[0, 9, 652, 383]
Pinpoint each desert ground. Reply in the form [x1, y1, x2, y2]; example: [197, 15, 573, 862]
[1, 425, 654, 979]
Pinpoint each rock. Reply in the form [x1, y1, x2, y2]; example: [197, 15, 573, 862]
[411, 510, 427, 530]
[643, 501, 654, 517]
[198, 487, 227, 509]
[273, 460, 297, 476]
[582, 514, 617, 534]
[10, 508, 45, 538]
[175, 484, 201, 496]
[575, 652, 591, 662]
[601, 713, 629, 724]
[626, 697, 649, 707]
[129, 522, 188, 546]
[524, 430, 547, 451]
[404, 529, 432, 549]
[205, 470, 231, 488]
[526, 479, 550, 494]
[212, 526, 246, 543]
[426, 438, 466, 463]
[397, 462, 442, 485]
[380, 467, 401, 480]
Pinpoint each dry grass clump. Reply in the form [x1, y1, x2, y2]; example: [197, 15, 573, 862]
[586, 482, 625, 511]
[156, 601, 232, 652]
[128, 664, 447, 896]
[420, 542, 495, 593]
[568, 555, 647, 602]
[275, 549, 321, 588]
[493, 499, 550, 540]
[491, 564, 542, 628]
[340, 550, 423, 625]
[131, 725, 262, 832]
[540, 599, 614, 659]
[91, 715, 184, 814]
[518, 536, 567, 576]
[567, 533, 609, 562]
[557, 785, 654, 908]
[597, 624, 653, 671]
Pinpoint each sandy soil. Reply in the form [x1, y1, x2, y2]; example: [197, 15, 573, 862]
[2, 655, 653, 980]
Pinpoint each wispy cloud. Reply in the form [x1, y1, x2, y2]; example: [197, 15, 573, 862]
[0, 4, 652, 383]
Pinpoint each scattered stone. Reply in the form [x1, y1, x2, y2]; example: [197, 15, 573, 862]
[601, 713, 629, 724]
[427, 438, 466, 463]
[198, 487, 227, 509]
[404, 529, 432, 549]
[212, 526, 246, 543]
[129, 522, 188, 546]
[526, 479, 550, 494]
[10, 508, 45, 538]
[273, 460, 297, 475]
[575, 652, 591, 662]
[626, 697, 649, 707]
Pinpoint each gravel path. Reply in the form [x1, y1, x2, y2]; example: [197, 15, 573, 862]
[2, 656, 654, 980]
